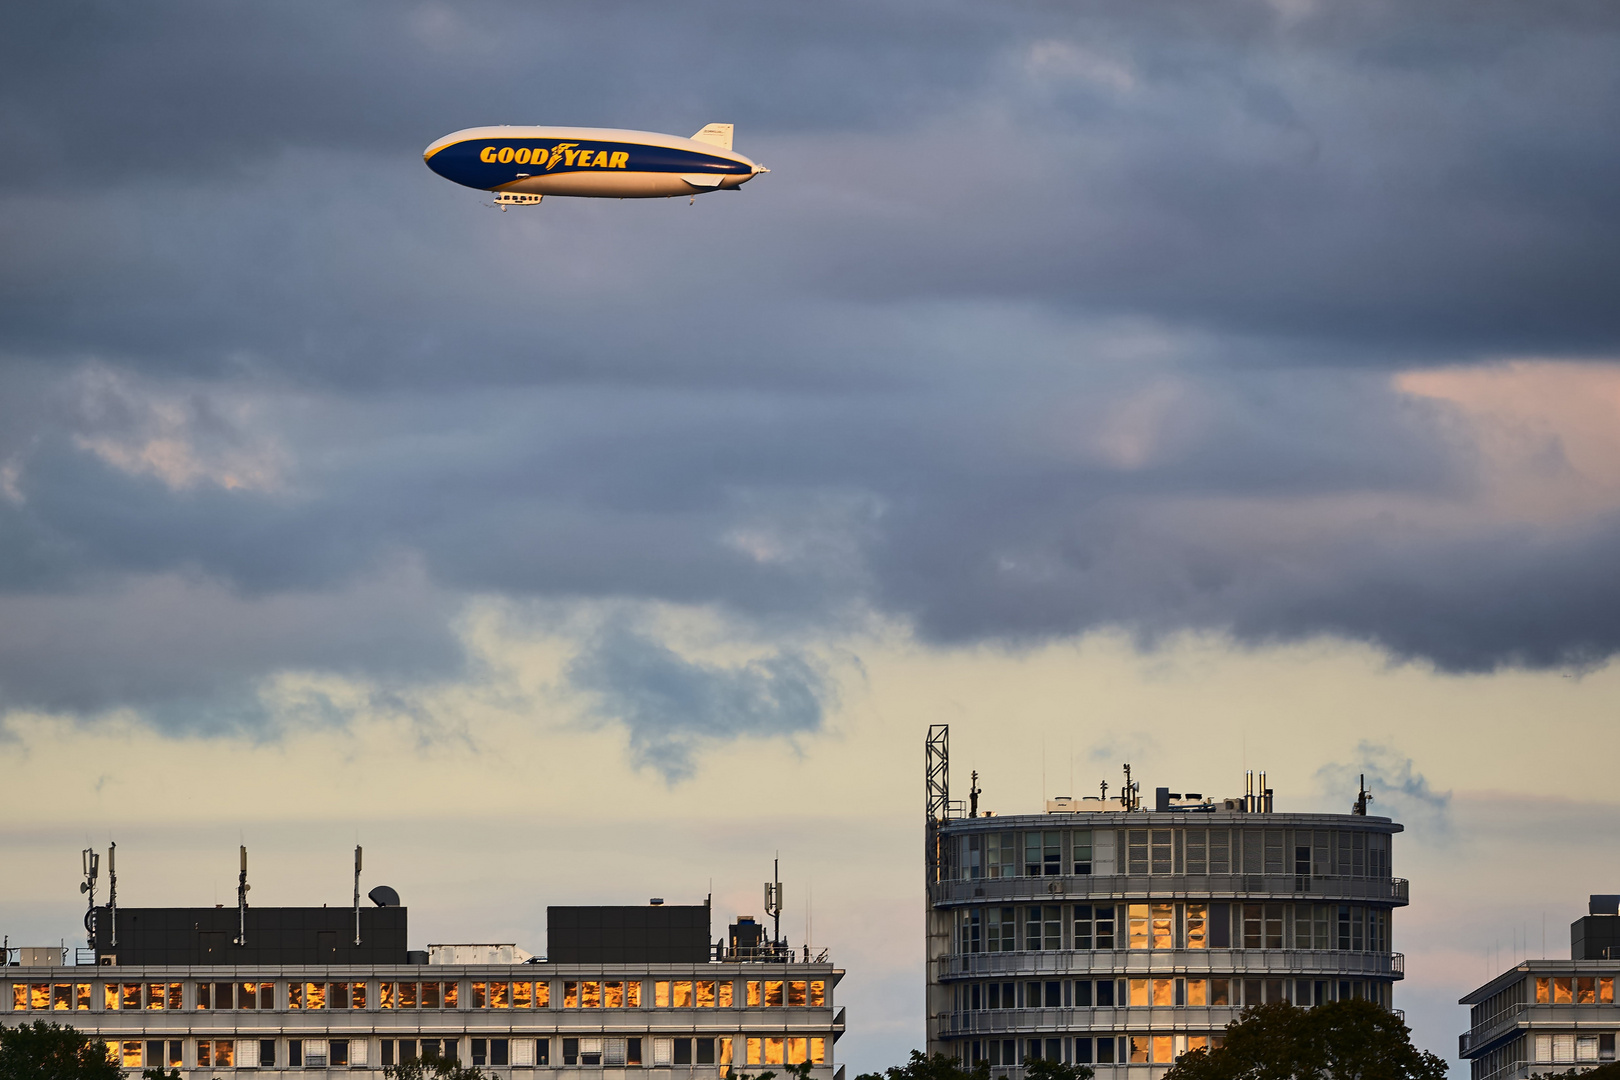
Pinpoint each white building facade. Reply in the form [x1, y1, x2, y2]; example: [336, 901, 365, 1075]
[925, 793, 1406, 1077]
[3, 960, 844, 1077]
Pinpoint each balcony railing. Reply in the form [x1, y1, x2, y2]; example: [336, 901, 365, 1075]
[1461, 1002, 1534, 1059]
[938, 950, 1406, 980]
[930, 875, 1410, 907]
[943, 1002, 1407, 1036]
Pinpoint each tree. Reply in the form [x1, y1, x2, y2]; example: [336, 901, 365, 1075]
[140, 1070, 182, 1080]
[855, 1049, 992, 1080]
[1163, 1000, 1448, 1080]
[1533, 1067, 1620, 1080]
[383, 1050, 488, 1080]
[852, 1049, 1090, 1080]
[0, 1020, 122, 1080]
[1024, 1057, 1095, 1080]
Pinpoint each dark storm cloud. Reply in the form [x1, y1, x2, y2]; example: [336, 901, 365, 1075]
[1, 0, 1619, 729]
[565, 622, 831, 782]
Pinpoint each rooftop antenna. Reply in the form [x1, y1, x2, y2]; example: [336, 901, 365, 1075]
[1352, 774, 1372, 816]
[233, 846, 250, 947]
[925, 725, 949, 882]
[764, 857, 784, 953]
[969, 771, 981, 818]
[106, 842, 117, 949]
[79, 848, 100, 951]
[353, 846, 363, 947]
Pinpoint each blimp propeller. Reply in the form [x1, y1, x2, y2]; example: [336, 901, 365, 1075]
[424, 123, 769, 207]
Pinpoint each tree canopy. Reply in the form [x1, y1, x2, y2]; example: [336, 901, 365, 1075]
[0, 1020, 122, 1080]
[383, 1052, 489, 1080]
[1163, 1000, 1448, 1080]
[854, 1050, 1091, 1080]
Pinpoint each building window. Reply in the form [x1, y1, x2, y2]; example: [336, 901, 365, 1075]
[120, 1041, 142, 1068]
[1072, 830, 1092, 875]
[1208, 829, 1230, 874]
[766, 980, 784, 1006]
[1188, 979, 1207, 1006]
[1152, 903, 1174, 949]
[1128, 904, 1150, 949]
[1151, 831, 1173, 875]
[1186, 903, 1207, 949]
[987, 907, 1016, 952]
[987, 833, 1018, 878]
[1026, 907, 1058, 951]
[1265, 830, 1285, 875]
[1186, 830, 1207, 875]
[1127, 831, 1149, 875]
[1210, 979, 1230, 1006]
[965, 835, 983, 880]
[259, 1040, 276, 1066]
[1025, 832, 1062, 876]
[810, 980, 826, 1006]
[959, 908, 981, 954]
[198, 1039, 233, 1066]
[788, 981, 807, 1006]
[1071, 905, 1115, 950]
[1243, 904, 1284, 949]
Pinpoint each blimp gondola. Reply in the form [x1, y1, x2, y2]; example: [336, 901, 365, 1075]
[423, 123, 767, 207]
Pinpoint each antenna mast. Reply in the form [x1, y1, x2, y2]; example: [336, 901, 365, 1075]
[1353, 774, 1373, 816]
[925, 724, 949, 883]
[79, 848, 100, 951]
[969, 770, 981, 818]
[764, 857, 784, 956]
[233, 846, 250, 947]
[353, 846, 364, 947]
[107, 842, 117, 949]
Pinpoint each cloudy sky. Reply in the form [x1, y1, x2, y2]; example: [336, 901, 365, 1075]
[3, 0, 1620, 1071]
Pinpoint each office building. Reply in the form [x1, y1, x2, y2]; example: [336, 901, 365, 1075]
[922, 726, 1408, 1075]
[1459, 895, 1620, 1080]
[2, 868, 844, 1078]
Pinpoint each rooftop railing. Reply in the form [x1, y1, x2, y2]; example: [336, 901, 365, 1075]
[931, 875, 1409, 906]
[939, 950, 1405, 979]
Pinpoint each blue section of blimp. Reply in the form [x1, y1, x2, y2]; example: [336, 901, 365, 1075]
[425, 138, 749, 191]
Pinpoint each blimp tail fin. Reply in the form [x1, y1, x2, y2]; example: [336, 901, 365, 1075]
[691, 123, 734, 151]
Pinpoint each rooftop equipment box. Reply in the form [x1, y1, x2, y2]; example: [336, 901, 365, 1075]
[547, 904, 710, 964]
[92, 907, 408, 966]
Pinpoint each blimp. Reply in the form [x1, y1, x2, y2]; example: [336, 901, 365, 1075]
[423, 123, 767, 207]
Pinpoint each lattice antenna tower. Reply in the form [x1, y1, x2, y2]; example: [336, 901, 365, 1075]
[925, 725, 950, 884]
[926, 725, 949, 822]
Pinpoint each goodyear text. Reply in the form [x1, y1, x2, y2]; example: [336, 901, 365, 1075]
[479, 143, 629, 170]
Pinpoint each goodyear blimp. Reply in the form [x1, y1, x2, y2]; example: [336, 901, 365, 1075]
[423, 123, 767, 207]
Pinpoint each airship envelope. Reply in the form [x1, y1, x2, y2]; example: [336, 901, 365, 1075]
[423, 124, 768, 206]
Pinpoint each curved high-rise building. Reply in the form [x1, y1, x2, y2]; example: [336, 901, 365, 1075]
[923, 727, 1407, 1075]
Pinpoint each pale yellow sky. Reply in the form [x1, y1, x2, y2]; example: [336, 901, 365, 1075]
[5, 619, 1618, 1074]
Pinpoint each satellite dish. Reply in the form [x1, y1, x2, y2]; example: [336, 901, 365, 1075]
[367, 885, 401, 908]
